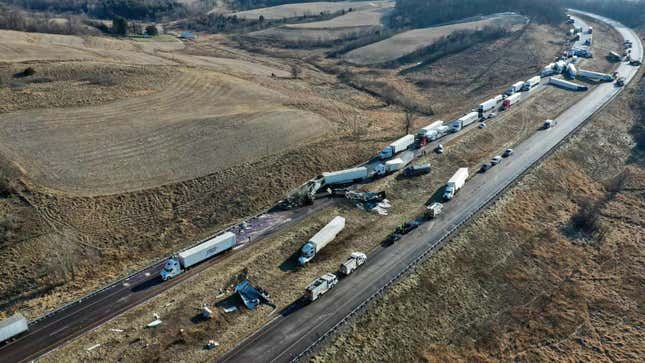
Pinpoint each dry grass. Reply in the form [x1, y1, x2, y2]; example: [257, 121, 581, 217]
[226, 1, 389, 20]
[315, 67, 645, 363]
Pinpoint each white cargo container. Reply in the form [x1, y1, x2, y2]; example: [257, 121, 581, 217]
[549, 77, 588, 91]
[505, 81, 525, 96]
[576, 69, 614, 82]
[161, 232, 236, 280]
[443, 167, 469, 201]
[425, 125, 450, 141]
[339, 252, 367, 275]
[417, 121, 444, 137]
[478, 98, 498, 113]
[379, 134, 415, 159]
[521, 76, 541, 91]
[494, 94, 504, 103]
[304, 273, 338, 302]
[0, 313, 28, 343]
[322, 167, 368, 185]
[502, 92, 521, 110]
[450, 112, 479, 132]
[299, 216, 345, 265]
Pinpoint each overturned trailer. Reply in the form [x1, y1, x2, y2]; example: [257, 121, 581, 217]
[549, 77, 588, 91]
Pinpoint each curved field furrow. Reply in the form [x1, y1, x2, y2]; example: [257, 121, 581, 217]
[0, 70, 330, 195]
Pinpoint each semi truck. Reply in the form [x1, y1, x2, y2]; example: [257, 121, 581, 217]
[549, 77, 588, 91]
[505, 81, 525, 96]
[422, 125, 450, 142]
[450, 112, 479, 132]
[403, 163, 431, 177]
[521, 76, 541, 91]
[379, 134, 415, 159]
[477, 98, 498, 115]
[417, 121, 443, 137]
[541, 63, 556, 77]
[565, 63, 577, 79]
[161, 232, 236, 280]
[576, 69, 614, 82]
[298, 216, 345, 265]
[322, 167, 368, 186]
[502, 92, 521, 110]
[339, 252, 367, 275]
[304, 273, 338, 302]
[0, 313, 28, 343]
[443, 167, 468, 201]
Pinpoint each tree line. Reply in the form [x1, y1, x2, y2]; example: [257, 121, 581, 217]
[0, 0, 187, 20]
[390, 0, 566, 28]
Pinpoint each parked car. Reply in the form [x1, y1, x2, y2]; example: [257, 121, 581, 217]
[435, 144, 444, 154]
[480, 163, 491, 173]
[478, 122, 487, 129]
[502, 148, 514, 157]
[487, 112, 497, 119]
[491, 156, 503, 165]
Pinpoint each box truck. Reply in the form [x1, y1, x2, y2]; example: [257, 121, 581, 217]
[379, 134, 415, 159]
[0, 313, 28, 343]
[443, 168, 469, 201]
[450, 112, 479, 132]
[299, 216, 345, 265]
[161, 232, 236, 280]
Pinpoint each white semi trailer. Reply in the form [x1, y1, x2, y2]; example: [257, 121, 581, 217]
[0, 313, 28, 343]
[339, 252, 367, 276]
[417, 121, 444, 138]
[298, 216, 345, 265]
[521, 76, 541, 91]
[161, 232, 236, 280]
[304, 273, 338, 302]
[379, 134, 415, 159]
[477, 98, 498, 114]
[549, 77, 588, 91]
[450, 112, 479, 132]
[576, 69, 614, 82]
[443, 167, 469, 201]
[322, 167, 368, 186]
[505, 81, 525, 96]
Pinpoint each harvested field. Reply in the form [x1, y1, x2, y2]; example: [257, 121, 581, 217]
[226, 1, 388, 19]
[0, 30, 180, 64]
[286, 3, 392, 29]
[0, 69, 330, 195]
[316, 70, 645, 363]
[344, 14, 527, 65]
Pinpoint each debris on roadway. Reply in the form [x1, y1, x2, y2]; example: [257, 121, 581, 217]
[235, 279, 274, 310]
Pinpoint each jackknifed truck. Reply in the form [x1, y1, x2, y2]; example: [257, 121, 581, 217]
[304, 273, 338, 302]
[298, 216, 345, 265]
[443, 168, 469, 201]
[160, 231, 236, 280]
[339, 252, 367, 275]
[0, 313, 28, 343]
[379, 134, 415, 159]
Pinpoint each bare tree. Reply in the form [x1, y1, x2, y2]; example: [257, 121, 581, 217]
[404, 111, 414, 134]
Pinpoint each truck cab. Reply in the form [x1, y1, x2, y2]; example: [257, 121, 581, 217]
[443, 184, 455, 201]
[160, 257, 183, 280]
[298, 242, 316, 265]
[378, 146, 394, 160]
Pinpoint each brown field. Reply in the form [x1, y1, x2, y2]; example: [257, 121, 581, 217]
[37, 22, 624, 363]
[343, 14, 527, 65]
[286, 3, 392, 29]
[316, 68, 644, 363]
[225, 1, 389, 19]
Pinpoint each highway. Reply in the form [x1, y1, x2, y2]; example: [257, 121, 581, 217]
[0, 10, 640, 363]
[218, 11, 642, 363]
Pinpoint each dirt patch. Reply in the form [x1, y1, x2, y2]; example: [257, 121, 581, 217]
[343, 14, 527, 65]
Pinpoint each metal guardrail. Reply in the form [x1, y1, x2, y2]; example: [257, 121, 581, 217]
[290, 42, 640, 362]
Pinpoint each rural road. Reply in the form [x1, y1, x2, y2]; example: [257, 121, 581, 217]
[0, 10, 640, 363]
[217, 11, 642, 363]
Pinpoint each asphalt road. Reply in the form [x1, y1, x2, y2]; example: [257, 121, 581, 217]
[218, 11, 642, 363]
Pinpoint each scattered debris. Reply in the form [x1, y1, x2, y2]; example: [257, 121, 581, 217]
[223, 306, 238, 313]
[235, 279, 274, 309]
[86, 343, 101, 351]
[202, 304, 213, 319]
[147, 313, 162, 328]
[346, 191, 391, 215]
[425, 202, 444, 219]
